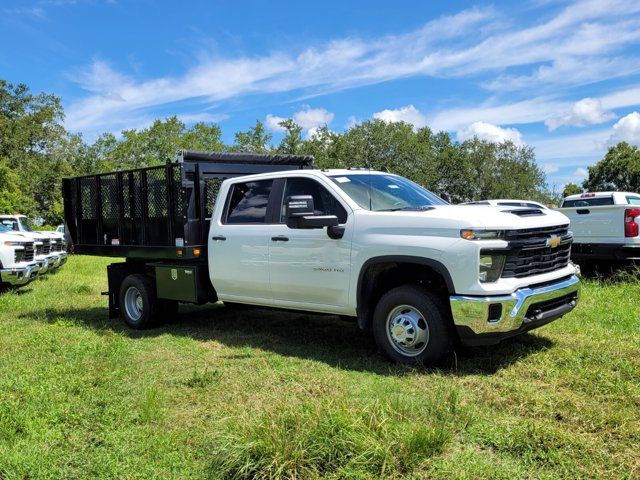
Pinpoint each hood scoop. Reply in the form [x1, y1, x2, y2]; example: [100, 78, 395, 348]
[502, 208, 545, 217]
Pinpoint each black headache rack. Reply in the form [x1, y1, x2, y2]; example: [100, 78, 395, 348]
[63, 150, 314, 261]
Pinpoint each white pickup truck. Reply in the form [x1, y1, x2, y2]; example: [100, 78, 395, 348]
[557, 192, 640, 265]
[0, 225, 41, 287]
[0, 214, 68, 271]
[63, 152, 580, 365]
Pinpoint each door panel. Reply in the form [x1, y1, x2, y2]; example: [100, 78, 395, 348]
[208, 180, 273, 302]
[268, 177, 352, 310]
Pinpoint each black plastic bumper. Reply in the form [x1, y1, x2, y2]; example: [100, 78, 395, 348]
[571, 243, 640, 261]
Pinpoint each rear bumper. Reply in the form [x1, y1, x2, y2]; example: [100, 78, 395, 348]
[572, 243, 640, 261]
[450, 275, 579, 346]
[0, 263, 41, 286]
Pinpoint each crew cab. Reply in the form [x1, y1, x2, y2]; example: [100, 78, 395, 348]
[557, 192, 640, 264]
[0, 214, 68, 270]
[63, 151, 579, 365]
[0, 224, 40, 287]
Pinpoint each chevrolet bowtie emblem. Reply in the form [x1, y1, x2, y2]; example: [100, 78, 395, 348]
[546, 235, 561, 248]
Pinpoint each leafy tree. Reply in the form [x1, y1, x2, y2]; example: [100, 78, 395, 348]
[233, 121, 272, 153]
[0, 80, 66, 223]
[276, 119, 304, 154]
[562, 182, 583, 198]
[583, 142, 640, 192]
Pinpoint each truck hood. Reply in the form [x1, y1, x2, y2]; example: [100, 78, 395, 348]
[375, 205, 570, 230]
[1, 231, 48, 241]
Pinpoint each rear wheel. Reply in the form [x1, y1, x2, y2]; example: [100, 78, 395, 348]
[373, 285, 454, 366]
[119, 274, 159, 329]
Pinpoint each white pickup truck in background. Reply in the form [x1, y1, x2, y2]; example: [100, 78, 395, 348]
[557, 192, 640, 266]
[0, 225, 41, 287]
[0, 214, 68, 271]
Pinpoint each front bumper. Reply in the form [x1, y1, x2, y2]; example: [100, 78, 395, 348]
[47, 252, 68, 269]
[0, 263, 41, 286]
[450, 275, 579, 346]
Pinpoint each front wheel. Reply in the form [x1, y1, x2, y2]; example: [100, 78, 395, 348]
[373, 285, 454, 366]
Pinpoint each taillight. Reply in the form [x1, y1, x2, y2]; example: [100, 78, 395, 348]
[624, 208, 640, 237]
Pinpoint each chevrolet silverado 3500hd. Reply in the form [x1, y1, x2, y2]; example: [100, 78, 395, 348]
[0, 224, 40, 287]
[0, 214, 68, 271]
[63, 151, 579, 365]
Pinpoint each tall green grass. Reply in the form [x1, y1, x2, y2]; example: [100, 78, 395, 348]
[0, 256, 638, 479]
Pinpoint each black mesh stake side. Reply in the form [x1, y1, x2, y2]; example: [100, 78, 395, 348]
[141, 170, 149, 246]
[95, 175, 103, 245]
[117, 172, 125, 243]
[128, 172, 137, 245]
[166, 163, 175, 246]
[195, 163, 203, 245]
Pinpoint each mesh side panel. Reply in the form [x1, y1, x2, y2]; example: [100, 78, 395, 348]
[204, 178, 223, 218]
[80, 177, 97, 220]
[146, 167, 168, 218]
[100, 174, 119, 219]
[132, 171, 144, 221]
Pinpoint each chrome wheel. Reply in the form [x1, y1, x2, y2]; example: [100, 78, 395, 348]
[124, 286, 143, 322]
[386, 304, 429, 357]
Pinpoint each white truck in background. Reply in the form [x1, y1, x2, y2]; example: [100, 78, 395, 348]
[0, 214, 68, 271]
[557, 192, 640, 266]
[0, 224, 41, 287]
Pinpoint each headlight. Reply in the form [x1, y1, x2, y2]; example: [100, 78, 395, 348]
[479, 254, 506, 282]
[4, 241, 27, 247]
[460, 229, 505, 240]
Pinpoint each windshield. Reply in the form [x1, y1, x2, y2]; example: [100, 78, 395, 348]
[20, 217, 37, 232]
[0, 224, 10, 232]
[0, 218, 19, 231]
[329, 174, 447, 211]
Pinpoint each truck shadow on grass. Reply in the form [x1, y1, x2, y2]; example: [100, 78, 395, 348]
[22, 303, 554, 376]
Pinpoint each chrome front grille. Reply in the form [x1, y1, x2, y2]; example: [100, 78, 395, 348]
[42, 239, 51, 255]
[501, 225, 572, 279]
[14, 243, 35, 263]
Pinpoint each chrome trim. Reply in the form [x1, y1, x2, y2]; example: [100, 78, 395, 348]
[0, 263, 41, 286]
[449, 275, 579, 335]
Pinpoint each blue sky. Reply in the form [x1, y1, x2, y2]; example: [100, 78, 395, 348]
[3, 0, 640, 189]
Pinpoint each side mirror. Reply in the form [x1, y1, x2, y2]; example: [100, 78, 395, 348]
[285, 195, 315, 218]
[285, 195, 339, 229]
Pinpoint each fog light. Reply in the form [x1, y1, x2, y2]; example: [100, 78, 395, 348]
[479, 254, 506, 283]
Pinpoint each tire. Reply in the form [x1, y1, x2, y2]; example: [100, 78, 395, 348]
[119, 274, 160, 329]
[372, 285, 454, 366]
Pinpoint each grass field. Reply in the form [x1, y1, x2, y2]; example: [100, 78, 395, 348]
[0, 256, 639, 479]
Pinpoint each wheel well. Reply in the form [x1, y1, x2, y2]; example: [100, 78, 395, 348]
[357, 260, 453, 330]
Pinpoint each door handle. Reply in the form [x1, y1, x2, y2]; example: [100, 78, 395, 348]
[576, 209, 590, 215]
[271, 235, 289, 242]
[211, 235, 226, 241]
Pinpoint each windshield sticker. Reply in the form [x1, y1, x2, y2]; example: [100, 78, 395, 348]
[334, 177, 351, 183]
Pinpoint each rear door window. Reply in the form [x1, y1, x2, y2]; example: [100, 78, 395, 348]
[626, 196, 640, 205]
[225, 180, 274, 224]
[562, 197, 614, 207]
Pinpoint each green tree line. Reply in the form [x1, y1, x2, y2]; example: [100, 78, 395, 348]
[4, 79, 634, 225]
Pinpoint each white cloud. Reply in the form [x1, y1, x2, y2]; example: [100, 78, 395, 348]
[265, 114, 287, 133]
[65, 0, 640, 134]
[545, 97, 616, 131]
[372, 105, 428, 129]
[606, 111, 640, 146]
[574, 167, 588, 177]
[265, 106, 334, 138]
[543, 163, 559, 173]
[457, 121, 524, 145]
